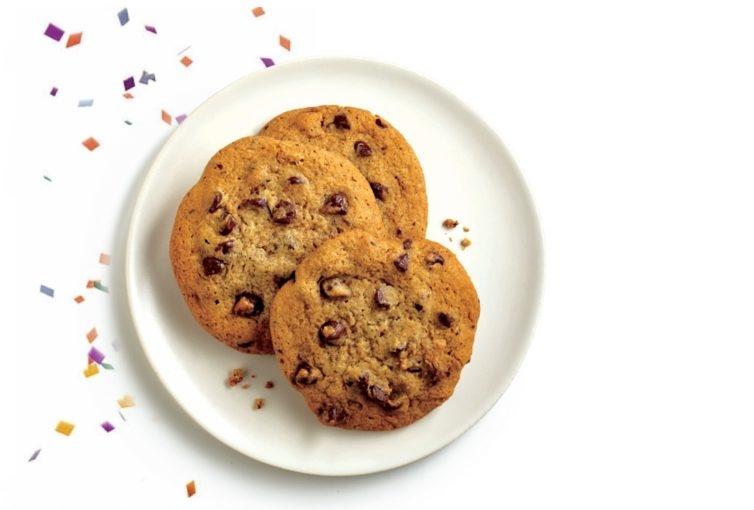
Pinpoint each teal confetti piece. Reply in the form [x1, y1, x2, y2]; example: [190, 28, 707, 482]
[124, 120, 132, 125]
[43, 176, 52, 182]
[102, 363, 114, 370]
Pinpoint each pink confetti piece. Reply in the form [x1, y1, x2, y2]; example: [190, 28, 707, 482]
[65, 32, 82, 48]
[122, 92, 134, 99]
[99, 253, 111, 265]
[145, 25, 157, 34]
[101, 421, 115, 432]
[175, 114, 187, 124]
[50, 86, 58, 96]
[123, 76, 135, 91]
[88, 346, 105, 365]
[44, 23, 64, 41]
[87, 327, 98, 342]
[28, 449, 41, 462]
[260, 57, 275, 68]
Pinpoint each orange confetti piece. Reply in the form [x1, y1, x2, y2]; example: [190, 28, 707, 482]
[180, 55, 193, 67]
[279, 35, 290, 51]
[99, 253, 111, 265]
[74, 295, 85, 304]
[82, 137, 99, 151]
[161, 110, 172, 125]
[55, 421, 75, 436]
[118, 394, 135, 408]
[252, 6, 265, 17]
[86, 328, 98, 343]
[186, 480, 196, 497]
[123, 92, 134, 99]
[66, 32, 82, 48]
[86, 280, 95, 288]
[83, 363, 99, 378]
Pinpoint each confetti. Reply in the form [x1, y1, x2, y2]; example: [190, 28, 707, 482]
[50, 87, 58, 96]
[161, 110, 172, 125]
[177, 45, 192, 55]
[118, 394, 135, 408]
[82, 137, 100, 151]
[124, 120, 133, 125]
[55, 421, 75, 436]
[101, 363, 114, 370]
[260, 57, 275, 68]
[86, 327, 98, 343]
[118, 410, 126, 421]
[175, 114, 187, 124]
[86, 280, 95, 288]
[83, 363, 99, 378]
[180, 55, 192, 67]
[43, 175, 53, 182]
[101, 421, 115, 433]
[252, 7, 265, 17]
[122, 92, 134, 99]
[265, 381, 275, 389]
[144, 25, 157, 34]
[279, 35, 291, 51]
[44, 23, 64, 42]
[123, 76, 135, 91]
[117, 8, 129, 26]
[78, 98, 93, 107]
[253, 398, 265, 410]
[28, 449, 41, 462]
[93, 281, 109, 293]
[66, 32, 82, 48]
[88, 346, 105, 365]
[111, 341, 120, 352]
[139, 70, 156, 85]
[74, 295, 84, 303]
[99, 253, 111, 265]
[186, 480, 196, 498]
[40, 285, 55, 297]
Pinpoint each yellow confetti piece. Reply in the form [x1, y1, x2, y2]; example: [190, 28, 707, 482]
[55, 421, 75, 436]
[118, 394, 135, 408]
[99, 253, 111, 265]
[86, 328, 98, 343]
[83, 363, 99, 378]
[186, 480, 196, 497]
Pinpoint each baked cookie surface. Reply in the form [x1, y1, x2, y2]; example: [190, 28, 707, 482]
[169, 136, 386, 354]
[259, 105, 428, 239]
[270, 230, 480, 430]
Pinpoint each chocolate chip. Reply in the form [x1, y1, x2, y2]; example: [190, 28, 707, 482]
[202, 257, 226, 276]
[332, 114, 350, 130]
[403, 239, 413, 249]
[369, 182, 387, 201]
[442, 218, 459, 229]
[271, 200, 296, 224]
[208, 192, 222, 213]
[265, 381, 275, 389]
[390, 341, 407, 354]
[319, 320, 346, 346]
[215, 240, 234, 254]
[425, 252, 445, 265]
[319, 403, 348, 424]
[219, 214, 237, 235]
[374, 286, 392, 308]
[320, 276, 351, 299]
[407, 366, 422, 373]
[237, 340, 254, 349]
[358, 377, 403, 411]
[273, 271, 295, 288]
[414, 303, 424, 312]
[215, 163, 224, 170]
[287, 176, 305, 184]
[354, 141, 372, 157]
[233, 292, 264, 317]
[375, 118, 387, 128]
[438, 312, 454, 328]
[394, 253, 409, 272]
[239, 197, 267, 209]
[321, 193, 348, 215]
[293, 362, 322, 385]
[425, 362, 441, 386]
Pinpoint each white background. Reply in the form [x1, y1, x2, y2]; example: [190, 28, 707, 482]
[4, 0, 754, 508]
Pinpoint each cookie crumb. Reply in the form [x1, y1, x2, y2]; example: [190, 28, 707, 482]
[253, 398, 265, 410]
[463, 226, 470, 232]
[442, 218, 459, 229]
[241, 383, 250, 390]
[460, 238, 472, 249]
[265, 381, 275, 389]
[226, 368, 246, 387]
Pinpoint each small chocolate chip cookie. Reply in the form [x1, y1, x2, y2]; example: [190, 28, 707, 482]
[259, 105, 428, 240]
[270, 230, 480, 430]
[169, 136, 386, 354]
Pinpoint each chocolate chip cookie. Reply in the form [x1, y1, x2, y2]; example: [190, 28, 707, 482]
[270, 230, 480, 430]
[259, 105, 428, 240]
[169, 136, 387, 355]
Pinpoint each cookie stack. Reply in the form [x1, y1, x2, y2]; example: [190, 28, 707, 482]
[170, 106, 480, 430]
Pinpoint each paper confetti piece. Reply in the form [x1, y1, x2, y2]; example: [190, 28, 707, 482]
[83, 363, 99, 378]
[144, 25, 157, 34]
[99, 253, 111, 265]
[122, 92, 134, 99]
[180, 55, 192, 67]
[88, 346, 105, 365]
[40, 285, 55, 297]
[175, 114, 187, 124]
[43, 175, 52, 182]
[50, 87, 58, 96]
[101, 421, 115, 433]
[123, 76, 135, 91]
[28, 449, 41, 462]
[86, 280, 95, 288]
[86, 327, 98, 343]
[111, 341, 120, 352]
[78, 98, 93, 107]
[93, 281, 109, 293]
[138, 70, 156, 84]
[260, 57, 275, 68]
[74, 295, 84, 303]
[82, 137, 99, 151]
[44, 23, 64, 41]
[117, 8, 129, 26]
[252, 7, 265, 17]
[161, 110, 172, 125]
[66, 32, 82, 48]
[118, 410, 126, 421]
[124, 120, 133, 125]
[55, 421, 75, 436]
[101, 363, 114, 370]
[279, 35, 290, 51]
[186, 480, 196, 497]
[177, 45, 192, 56]
[118, 394, 135, 408]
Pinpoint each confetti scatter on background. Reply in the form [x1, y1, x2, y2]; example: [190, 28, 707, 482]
[124, 119, 133, 125]
[28, 449, 41, 462]
[118, 411, 126, 421]
[186, 480, 196, 498]
[175, 114, 187, 124]
[117, 8, 129, 26]
[144, 25, 157, 34]
[101, 421, 115, 433]
[50, 87, 58, 97]
[139, 70, 156, 85]
[78, 98, 94, 107]
[86, 327, 98, 343]
[83, 363, 99, 378]
[74, 295, 85, 303]
[40, 285, 55, 298]
[161, 110, 172, 125]
[252, 6, 265, 17]
[88, 346, 106, 365]
[123, 92, 134, 99]
[180, 55, 192, 67]
[177, 45, 192, 56]
[44, 23, 64, 41]
[260, 57, 275, 68]
[43, 175, 53, 182]
[55, 421, 75, 436]
[102, 362, 114, 370]
[82, 137, 100, 151]
[123, 76, 135, 91]
[66, 32, 82, 48]
[93, 281, 109, 293]
[279, 35, 291, 51]
[118, 394, 135, 408]
[99, 253, 111, 265]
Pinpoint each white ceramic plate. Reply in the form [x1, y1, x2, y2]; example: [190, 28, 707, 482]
[126, 57, 542, 476]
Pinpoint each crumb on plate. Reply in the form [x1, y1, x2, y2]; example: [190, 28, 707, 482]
[227, 368, 246, 387]
[253, 398, 265, 410]
[442, 218, 459, 229]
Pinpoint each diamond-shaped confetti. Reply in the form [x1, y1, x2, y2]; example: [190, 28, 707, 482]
[88, 346, 105, 365]
[180, 55, 192, 67]
[78, 98, 93, 107]
[260, 57, 274, 68]
[86, 327, 98, 343]
[161, 110, 172, 125]
[82, 137, 99, 151]
[118, 394, 135, 408]
[40, 285, 55, 297]
[83, 363, 99, 378]
[279, 35, 291, 51]
[123, 76, 135, 91]
[252, 7, 265, 17]
[99, 253, 111, 265]
[44, 23, 64, 41]
[176, 114, 187, 124]
[145, 25, 157, 34]
[186, 481, 196, 497]
[50, 87, 58, 96]
[28, 449, 41, 462]
[101, 421, 115, 432]
[117, 8, 129, 26]
[74, 295, 85, 304]
[66, 32, 82, 48]
[139, 70, 156, 84]
[55, 421, 75, 436]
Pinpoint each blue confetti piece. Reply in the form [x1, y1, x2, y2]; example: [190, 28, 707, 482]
[260, 57, 275, 68]
[78, 98, 93, 107]
[117, 8, 129, 26]
[28, 449, 41, 462]
[40, 285, 54, 298]
[138, 70, 156, 85]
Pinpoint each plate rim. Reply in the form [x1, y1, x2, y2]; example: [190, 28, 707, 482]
[125, 55, 544, 476]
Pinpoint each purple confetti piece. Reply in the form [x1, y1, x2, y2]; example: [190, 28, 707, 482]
[117, 8, 129, 26]
[44, 23, 64, 42]
[123, 76, 135, 91]
[40, 285, 54, 298]
[88, 346, 105, 365]
[28, 449, 41, 462]
[144, 25, 157, 34]
[50, 87, 58, 96]
[175, 114, 187, 124]
[260, 57, 275, 68]
[101, 421, 115, 433]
